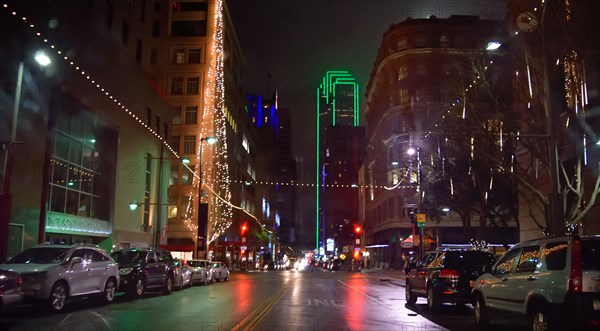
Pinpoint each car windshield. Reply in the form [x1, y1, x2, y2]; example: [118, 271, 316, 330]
[582, 239, 600, 270]
[111, 251, 145, 264]
[187, 261, 205, 267]
[7, 247, 70, 264]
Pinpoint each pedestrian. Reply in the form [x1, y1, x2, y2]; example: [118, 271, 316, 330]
[309, 258, 316, 272]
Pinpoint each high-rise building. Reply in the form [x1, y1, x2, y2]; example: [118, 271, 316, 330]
[315, 70, 362, 254]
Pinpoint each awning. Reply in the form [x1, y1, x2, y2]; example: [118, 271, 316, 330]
[401, 235, 435, 249]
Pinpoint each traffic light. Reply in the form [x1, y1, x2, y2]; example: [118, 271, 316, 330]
[354, 225, 362, 235]
[240, 222, 248, 236]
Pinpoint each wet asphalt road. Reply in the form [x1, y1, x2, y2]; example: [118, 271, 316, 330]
[0, 269, 531, 331]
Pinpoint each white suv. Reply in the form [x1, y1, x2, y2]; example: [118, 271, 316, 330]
[472, 235, 600, 330]
[0, 243, 119, 312]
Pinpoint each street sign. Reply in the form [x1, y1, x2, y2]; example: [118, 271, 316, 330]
[417, 213, 426, 228]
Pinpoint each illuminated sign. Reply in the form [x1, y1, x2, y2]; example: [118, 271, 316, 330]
[326, 238, 334, 252]
[46, 211, 111, 236]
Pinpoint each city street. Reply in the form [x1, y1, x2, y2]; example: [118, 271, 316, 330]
[0, 268, 531, 331]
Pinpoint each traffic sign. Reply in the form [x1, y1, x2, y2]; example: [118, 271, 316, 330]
[417, 213, 426, 228]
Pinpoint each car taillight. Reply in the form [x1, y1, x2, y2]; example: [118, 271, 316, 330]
[439, 269, 460, 278]
[569, 239, 582, 292]
[18, 276, 23, 286]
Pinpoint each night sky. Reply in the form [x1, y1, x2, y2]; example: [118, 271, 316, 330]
[228, 0, 505, 164]
[228, 0, 505, 246]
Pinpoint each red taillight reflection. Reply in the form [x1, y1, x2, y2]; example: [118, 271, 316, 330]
[439, 269, 460, 278]
[569, 239, 582, 292]
[18, 276, 23, 286]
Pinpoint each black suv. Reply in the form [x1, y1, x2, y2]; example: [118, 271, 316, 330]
[110, 248, 176, 298]
[405, 249, 496, 311]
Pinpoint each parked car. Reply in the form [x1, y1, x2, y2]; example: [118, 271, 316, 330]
[0, 269, 23, 314]
[187, 259, 213, 285]
[0, 243, 118, 312]
[472, 235, 600, 330]
[110, 248, 176, 298]
[211, 261, 229, 282]
[173, 259, 192, 290]
[405, 248, 496, 311]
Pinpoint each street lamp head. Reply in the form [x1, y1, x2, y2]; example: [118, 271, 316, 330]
[391, 161, 399, 166]
[34, 51, 51, 66]
[202, 136, 217, 145]
[129, 201, 139, 211]
[181, 157, 191, 164]
[486, 41, 502, 51]
[407, 147, 416, 155]
[442, 207, 451, 212]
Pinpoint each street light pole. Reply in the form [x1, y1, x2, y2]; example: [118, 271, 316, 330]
[194, 136, 217, 260]
[0, 62, 23, 263]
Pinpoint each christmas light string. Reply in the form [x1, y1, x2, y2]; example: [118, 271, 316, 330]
[1, 2, 179, 159]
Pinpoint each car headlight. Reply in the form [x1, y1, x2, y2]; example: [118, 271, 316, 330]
[21, 271, 47, 282]
[119, 268, 133, 275]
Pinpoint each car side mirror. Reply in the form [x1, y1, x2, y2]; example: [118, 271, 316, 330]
[71, 257, 83, 265]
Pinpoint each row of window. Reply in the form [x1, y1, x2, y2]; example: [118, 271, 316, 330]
[366, 197, 416, 227]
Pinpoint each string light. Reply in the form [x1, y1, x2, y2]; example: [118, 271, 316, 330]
[1, 2, 178, 158]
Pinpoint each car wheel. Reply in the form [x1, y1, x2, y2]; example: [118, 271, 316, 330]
[100, 278, 117, 304]
[163, 276, 173, 295]
[224, 275, 228, 281]
[531, 304, 559, 331]
[48, 282, 68, 312]
[427, 286, 442, 312]
[474, 295, 490, 327]
[405, 283, 417, 305]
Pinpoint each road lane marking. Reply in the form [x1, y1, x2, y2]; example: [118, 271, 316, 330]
[230, 283, 290, 331]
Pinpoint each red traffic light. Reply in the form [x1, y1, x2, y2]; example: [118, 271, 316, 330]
[240, 223, 248, 235]
[354, 225, 362, 234]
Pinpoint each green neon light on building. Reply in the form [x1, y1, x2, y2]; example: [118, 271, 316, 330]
[315, 70, 360, 254]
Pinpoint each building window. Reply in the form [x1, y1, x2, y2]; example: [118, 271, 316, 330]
[152, 21, 160, 37]
[414, 35, 428, 48]
[174, 49, 185, 64]
[146, 107, 152, 126]
[398, 66, 407, 81]
[135, 39, 143, 63]
[49, 107, 115, 221]
[171, 76, 183, 95]
[186, 77, 199, 94]
[183, 135, 196, 154]
[150, 49, 157, 65]
[188, 48, 201, 63]
[399, 89, 410, 104]
[121, 21, 129, 47]
[169, 165, 179, 185]
[172, 1, 208, 11]
[171, 135, 180, 153]
[184, 106, 198, 124]
[439, 35, 450, 48]
[397, 38, 407, 51]
[173, 106, 182, 124]
[171, 20, 207, 37]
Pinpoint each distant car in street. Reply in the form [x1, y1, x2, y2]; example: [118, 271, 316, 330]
[0, 243, 119, 312]
[0, 269, 23, 314]
[211, 262, 229, 282]
[405, 249, 496, 311]
[173, 259, 192, 290]
[187, 259, 213, 285]
[110, 248, 176, 298]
